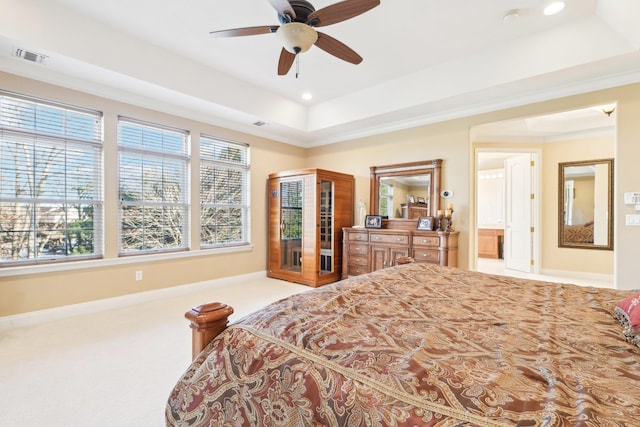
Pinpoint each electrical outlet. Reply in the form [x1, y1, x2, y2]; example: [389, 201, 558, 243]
[135, 271, 143, 281]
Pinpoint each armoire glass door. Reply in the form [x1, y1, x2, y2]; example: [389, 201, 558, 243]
[280, 179, 303, 272]
[319, 180, 334, 274]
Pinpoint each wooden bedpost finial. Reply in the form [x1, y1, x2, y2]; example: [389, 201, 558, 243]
[185, 302, 234, 360]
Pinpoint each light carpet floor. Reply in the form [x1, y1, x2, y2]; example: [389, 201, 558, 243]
[0, 265, 611, 426]
[0, 276, 309, 427]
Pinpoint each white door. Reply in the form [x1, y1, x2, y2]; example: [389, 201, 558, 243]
[504, 154, 532, 272]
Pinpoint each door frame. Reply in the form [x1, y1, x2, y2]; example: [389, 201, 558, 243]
[473, 148, 541, 274]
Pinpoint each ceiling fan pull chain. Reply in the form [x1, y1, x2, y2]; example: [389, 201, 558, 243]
[296, 54, 300, 78]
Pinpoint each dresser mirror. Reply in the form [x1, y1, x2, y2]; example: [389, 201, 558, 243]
[558, 158, 613, 250]
[370, 160, 442, 222]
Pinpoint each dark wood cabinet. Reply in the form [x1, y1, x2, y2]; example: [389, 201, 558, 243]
[268, 169, 354, 287]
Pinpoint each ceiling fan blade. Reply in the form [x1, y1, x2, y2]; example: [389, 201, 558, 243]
[267, 0, 296, 18]
[314, 32, 362, 64]
[278, 48, 296, 75]
[308, 0, 380, 27]
[209, 26, 279, 38]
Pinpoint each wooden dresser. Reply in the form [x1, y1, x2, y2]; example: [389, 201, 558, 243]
[342, 227, 458, 279]
[401, 202, 429, 219]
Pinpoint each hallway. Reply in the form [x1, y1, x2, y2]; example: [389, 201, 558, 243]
[476, 258, 613, 289]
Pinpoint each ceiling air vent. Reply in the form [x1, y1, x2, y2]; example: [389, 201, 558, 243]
[13, 48, 48, 64]
[253, 121, 267, 127]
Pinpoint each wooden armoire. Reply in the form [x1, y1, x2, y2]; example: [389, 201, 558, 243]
[267, 169, 354, 287]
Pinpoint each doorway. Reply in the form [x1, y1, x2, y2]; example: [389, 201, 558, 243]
[471, 104, 616, 286]
[476, 150, 540, 275]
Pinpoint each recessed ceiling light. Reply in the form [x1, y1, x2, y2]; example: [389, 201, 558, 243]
[302, 92, 313, 101]
[503, 9, 520, 22]
[544, 1, 566, 16]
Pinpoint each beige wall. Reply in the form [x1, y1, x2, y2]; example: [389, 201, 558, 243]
[3, 74, 640, 316]
[309, 84, 640, 289]
[0, 72, 306, 316]
[306, 121, 471, 266]
[541, 136, 614, 276]
[474, 136, 614, 277]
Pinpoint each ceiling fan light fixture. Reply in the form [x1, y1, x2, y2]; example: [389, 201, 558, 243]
[277, 22, 318, 54]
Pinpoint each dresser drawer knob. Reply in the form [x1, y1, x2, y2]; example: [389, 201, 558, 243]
[422, 253, 431, 257]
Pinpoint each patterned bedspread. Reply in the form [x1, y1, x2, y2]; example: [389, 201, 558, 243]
[563, 224, 594, 243]
[166, 264, 640, 426]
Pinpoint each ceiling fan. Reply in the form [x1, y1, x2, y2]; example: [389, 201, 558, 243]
[209, 0, 380, 76]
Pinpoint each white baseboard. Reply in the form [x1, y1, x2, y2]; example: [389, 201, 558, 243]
[0, 271, 267, 331]
[539, 268, 614, 286]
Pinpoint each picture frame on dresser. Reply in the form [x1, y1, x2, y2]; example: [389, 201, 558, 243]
[417, 216, 435, 231]
[365, 215, 382, 229]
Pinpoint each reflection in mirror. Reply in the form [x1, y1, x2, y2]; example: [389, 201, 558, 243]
[370, 160, 441, 220]
[558, 158, 613, 250]
[379, 175, 431, 218]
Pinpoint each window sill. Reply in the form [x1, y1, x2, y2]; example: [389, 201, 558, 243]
[0, 244, 254, 278]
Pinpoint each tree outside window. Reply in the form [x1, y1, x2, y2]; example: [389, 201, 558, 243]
[200, 136, 250, 247]
[118, 118, 189, 254]
[0, 93, 103, 264]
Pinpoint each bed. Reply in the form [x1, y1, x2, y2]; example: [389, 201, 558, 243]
[166, 263, 640, 426]
[563, 223, 594, 244]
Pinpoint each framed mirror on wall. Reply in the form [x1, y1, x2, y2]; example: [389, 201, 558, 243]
[370, 159, 442, 221]
[558, 158, 613, 250]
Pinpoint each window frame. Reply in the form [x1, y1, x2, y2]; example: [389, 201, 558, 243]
[0, 90, 104, 266]
[117, 116, 190, 256]
[199, 135, 250, 249]
[379, 182, 394, 218]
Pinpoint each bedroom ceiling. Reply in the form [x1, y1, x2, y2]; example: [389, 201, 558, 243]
[0, 0, 639, 147]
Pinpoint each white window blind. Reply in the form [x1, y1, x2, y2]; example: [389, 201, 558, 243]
[0, 91, 103, 265]
[200, 135, 250, 247]
[118, 117, 190, 254]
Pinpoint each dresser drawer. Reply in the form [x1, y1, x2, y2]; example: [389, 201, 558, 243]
[347, 264, 368, 276]
[412, 248, 441, 263]
[369, 233, 409, 245]
[412, 235, 440, 247]
[347, 243, 368, 255]
[348, 254, 368, 266]
[347, 231, 369, 242]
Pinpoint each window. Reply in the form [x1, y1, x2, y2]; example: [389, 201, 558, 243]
[0, 91, 103, 265]
[379, 182, 394, 217]
[118, 117, 189, 254]
[280, 180, 302, 240]
[200, 136, 249, 247]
